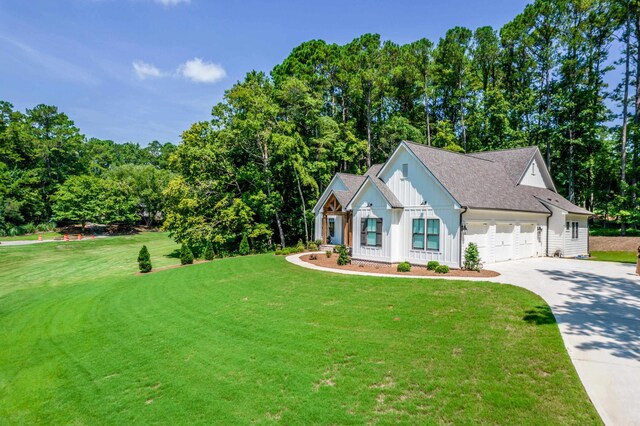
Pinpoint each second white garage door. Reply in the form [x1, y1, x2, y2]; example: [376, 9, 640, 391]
[494, 223, 514, 262]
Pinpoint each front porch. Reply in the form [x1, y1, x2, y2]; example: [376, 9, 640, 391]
[321, 194, 353, 247]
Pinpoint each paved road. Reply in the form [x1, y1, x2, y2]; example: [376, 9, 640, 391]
[288, 254, 640, 425]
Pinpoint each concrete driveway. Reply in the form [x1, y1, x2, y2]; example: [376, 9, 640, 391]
[489, 258, 640, 426]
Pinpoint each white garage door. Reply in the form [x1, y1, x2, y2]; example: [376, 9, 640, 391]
[464, 223, 489, 263]
[495, 223, 514, 262]
[519, 223, 536, 258]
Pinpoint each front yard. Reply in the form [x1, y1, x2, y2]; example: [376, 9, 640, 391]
[0, 233, 600, 424]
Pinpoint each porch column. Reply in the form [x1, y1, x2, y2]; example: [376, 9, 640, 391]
[343, 213, 349, 246]
[322, 213, 327, 245]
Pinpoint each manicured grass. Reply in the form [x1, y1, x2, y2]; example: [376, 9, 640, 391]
[0, 231, 62, 242]
[0, 234, 600, 424]
[589, 250, 637, 264]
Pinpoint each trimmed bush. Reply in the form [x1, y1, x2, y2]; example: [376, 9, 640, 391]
[326, 250, 332, 258]
[239, 234, 250, 255]
[307, 242, 318, 251]
[435, 265, 450, 274]
[203, 243, 215, 261]
[427, 260, 440, 271]
[296, 239, 305, 252]
[397, 261, 411, 272]
[274, 249, 283, 255]
[180, 244, 194, 265]
[463, 242, 481, 271]
[137, 245, 152, 273]
[336, 245, 350, 265]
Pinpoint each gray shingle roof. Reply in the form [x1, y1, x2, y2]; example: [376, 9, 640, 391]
[402, 141, 591, 215]
[519, 185, 592, 215]
[336, 165, 402, 209]
[467, 147, 537, 184]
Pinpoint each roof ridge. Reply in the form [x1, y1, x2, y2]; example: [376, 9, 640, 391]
[403, 140, 495, 163]
[468, 146, 538, 154]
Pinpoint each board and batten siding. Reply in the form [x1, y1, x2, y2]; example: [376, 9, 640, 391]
[563, 214, 589, 257]
[378, 145, 461, 267]
[351, 181, 394, 262]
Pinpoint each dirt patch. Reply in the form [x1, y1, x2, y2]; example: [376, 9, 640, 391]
[589, 236, 640, 252]
[135, 260, 210, 275]
[299, 254, 499, 278]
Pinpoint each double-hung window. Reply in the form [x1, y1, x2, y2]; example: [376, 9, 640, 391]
[571, 222, 579, 239]
[412, 218, 440, 251]
[426, 219, 440, 250]
[412, 219, 425, 250]
[361, 218, 382, 247]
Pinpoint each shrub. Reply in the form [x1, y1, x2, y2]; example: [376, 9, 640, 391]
[180, 244, 194, 265]
[137, 245, 152, 273]
[397, 261, 411, 272]
[22, 223, 36, 234]
[435, 265, 450, 274]
[336, 245, 350, 265]
[307, 242, 318, 251]
[309, 253, 317, 260]
[463, 242, 481, 271]
[274, 249, 283, 255]
[427, 260, 440, 271]
[296, 239, 305, 252]
[314, 239, 322, 246]
[239, 234, 250, 255]
[203, 243, 215, 261]
[326, 250, 333, 258]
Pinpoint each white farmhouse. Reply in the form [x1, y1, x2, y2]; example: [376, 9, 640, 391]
[312, 141, 591, 268]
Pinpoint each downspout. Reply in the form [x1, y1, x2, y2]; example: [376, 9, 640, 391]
[459, 207, 468, 268]
[545, 214, 550, 257]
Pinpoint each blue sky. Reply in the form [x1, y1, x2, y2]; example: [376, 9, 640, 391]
[0, 0, 530, 145]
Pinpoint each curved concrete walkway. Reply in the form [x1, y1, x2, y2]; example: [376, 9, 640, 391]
[287, 254, 640, 426]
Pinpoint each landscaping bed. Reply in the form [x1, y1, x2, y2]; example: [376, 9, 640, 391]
[300, 253, 500, 277]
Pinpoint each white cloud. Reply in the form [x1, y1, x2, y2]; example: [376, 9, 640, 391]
[132, 60, 163, 79]
[178, 58, 226, 83]
[154, 0, 190, 5]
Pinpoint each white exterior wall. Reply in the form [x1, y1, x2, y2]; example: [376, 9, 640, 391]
[351, 182, 394, 262]
[314, 211, 322, 241]
[379, 145, 461, 267]
[520, 158, 547, 188]
[462, 209, 548, 264]
[546, 204, 566, 256]
[563, 214, 589, 257]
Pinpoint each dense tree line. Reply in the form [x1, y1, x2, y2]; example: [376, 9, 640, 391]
[0, 102, 175, 235]
[165, 0, 640, 252]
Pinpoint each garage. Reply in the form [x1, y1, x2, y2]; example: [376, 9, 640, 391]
[464, 222, 489, 263]
[518, 223, 536, 258]
[494, 223, 514, 262]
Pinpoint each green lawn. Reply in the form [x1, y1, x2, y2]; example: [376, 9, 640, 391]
[0, 233, 600, 424]
[589, 251, 637, 264]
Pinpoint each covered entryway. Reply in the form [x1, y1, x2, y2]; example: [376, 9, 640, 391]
[464, 222, 489, 263]
[494, 223, 514, 262]
[321, 194, 352, 246]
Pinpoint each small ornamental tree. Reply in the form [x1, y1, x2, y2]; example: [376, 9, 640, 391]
[138, 245, 152, 273]
[239, 234, 250, 255]
[463, 242, 481, 271]
[180, 244, 194, 265]
[337, 245, 350, 265]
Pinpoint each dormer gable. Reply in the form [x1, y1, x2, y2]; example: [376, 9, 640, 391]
[517, 150, 556, 191]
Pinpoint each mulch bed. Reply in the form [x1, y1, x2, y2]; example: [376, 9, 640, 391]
[589, 236, 640, 252]
[299, 254, 499, 278]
